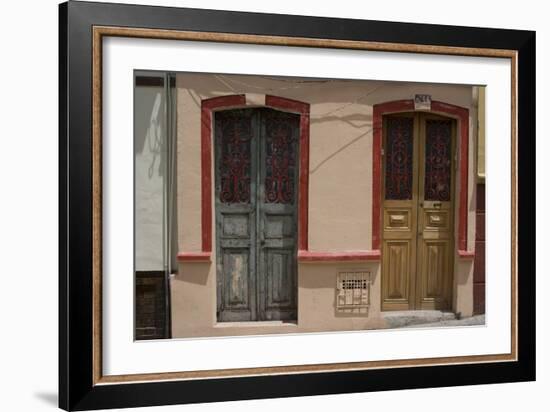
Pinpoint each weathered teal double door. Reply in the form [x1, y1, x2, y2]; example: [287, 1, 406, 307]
[215, 108, 299, 322]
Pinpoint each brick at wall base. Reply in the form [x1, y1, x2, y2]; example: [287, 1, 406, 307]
[473, 183, 485, 315]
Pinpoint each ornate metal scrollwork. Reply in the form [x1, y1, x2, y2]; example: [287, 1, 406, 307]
[264, 112, 298, 204]
[425, 120, 452, 201]
[385, 117, 414, 200]
[217, 111, 253, 204]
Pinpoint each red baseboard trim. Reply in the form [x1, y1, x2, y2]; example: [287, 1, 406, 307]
[297, 250, 381, 262]
[458, 250, 475, 259]
[176, 252, 212, 262]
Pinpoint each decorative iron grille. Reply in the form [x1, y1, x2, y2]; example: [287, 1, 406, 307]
[385, 117, 414, 200]
[216, 110, 253, 204]
[424, 119, 452, 201]
[264, 110, 298, 204]
[336, 271, 371, 313]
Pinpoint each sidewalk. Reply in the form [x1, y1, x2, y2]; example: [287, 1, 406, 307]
[381, 310, 486, 329]
[402, 314, 485, 328]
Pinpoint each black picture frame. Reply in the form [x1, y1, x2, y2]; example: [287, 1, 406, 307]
[59, 1, 536, 410]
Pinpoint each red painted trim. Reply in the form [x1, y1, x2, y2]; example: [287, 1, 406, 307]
[266, 95, 310, 115]
[200, 94, 310, 255]
[177, 252, 212, 262]
[458, 250, 475, 259]
[297, 250, 381, 262]
[200, 95, 246, 253]
[372, 112, 381, 251]
[266, 95, 310, 251]
[372, 99, 470, 256]
[431, 101, 470, 253]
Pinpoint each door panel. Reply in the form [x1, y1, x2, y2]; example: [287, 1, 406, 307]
[264, 214, 294, 238]
[215, 109, 257, 321]
[416, 116, 454, 309]
[258, 110, 299, 321]
[417, 241, 450, 308]
[221, 213, 250, 238]
[382, 115, 418, 310]
[215, 108, 298, 322]
[222, 248, 252, 308]
[264, 249, 295, 312]
[383, 241, 412, 308]
[382, 113, 455, 311]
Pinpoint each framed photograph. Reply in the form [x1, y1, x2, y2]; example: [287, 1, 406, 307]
[59, 1, 535, 410]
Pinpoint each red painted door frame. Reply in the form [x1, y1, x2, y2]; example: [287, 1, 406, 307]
[372, 99, 472, 258]
[177, 94, 310, 262]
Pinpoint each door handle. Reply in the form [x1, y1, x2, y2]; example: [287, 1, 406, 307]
[420, 202, 443, 209]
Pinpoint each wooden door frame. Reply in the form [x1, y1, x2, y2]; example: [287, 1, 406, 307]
[415, 113, 457, 310]
[380, 112, 457, 311]
[373, 99, 472, 259]
[193, 95, 309, 322]
[381, 114, 420, 310]
[213, 108, 260, 321]
[256, 109, 300, 320]
[379, 106, 466, 312]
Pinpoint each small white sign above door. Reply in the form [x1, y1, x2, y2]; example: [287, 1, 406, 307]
[415, 94, 432, 110]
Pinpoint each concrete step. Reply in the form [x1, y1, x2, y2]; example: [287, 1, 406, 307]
[403, 314, 485, 329]
[382, 310, 457, 329]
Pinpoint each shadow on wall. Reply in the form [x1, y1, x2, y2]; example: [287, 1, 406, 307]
[175, 263, 210, 286]
[33, 392, 57, 407]
[135, 88, 166, 179]
[310, 125, 373, 175]
[187, 86, 376, 176]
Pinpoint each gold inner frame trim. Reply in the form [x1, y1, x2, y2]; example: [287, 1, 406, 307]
[91, 25, 518, 385]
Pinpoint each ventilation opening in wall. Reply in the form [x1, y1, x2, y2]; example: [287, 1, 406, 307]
[336, 271, 371, 315]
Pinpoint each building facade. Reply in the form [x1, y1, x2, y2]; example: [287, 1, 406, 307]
[164, 73, 481, 338]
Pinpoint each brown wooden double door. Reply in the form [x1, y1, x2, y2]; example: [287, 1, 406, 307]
[382, 113, 456, 311]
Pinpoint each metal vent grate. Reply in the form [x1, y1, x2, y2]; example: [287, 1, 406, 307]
[336, 271, 371, 313]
